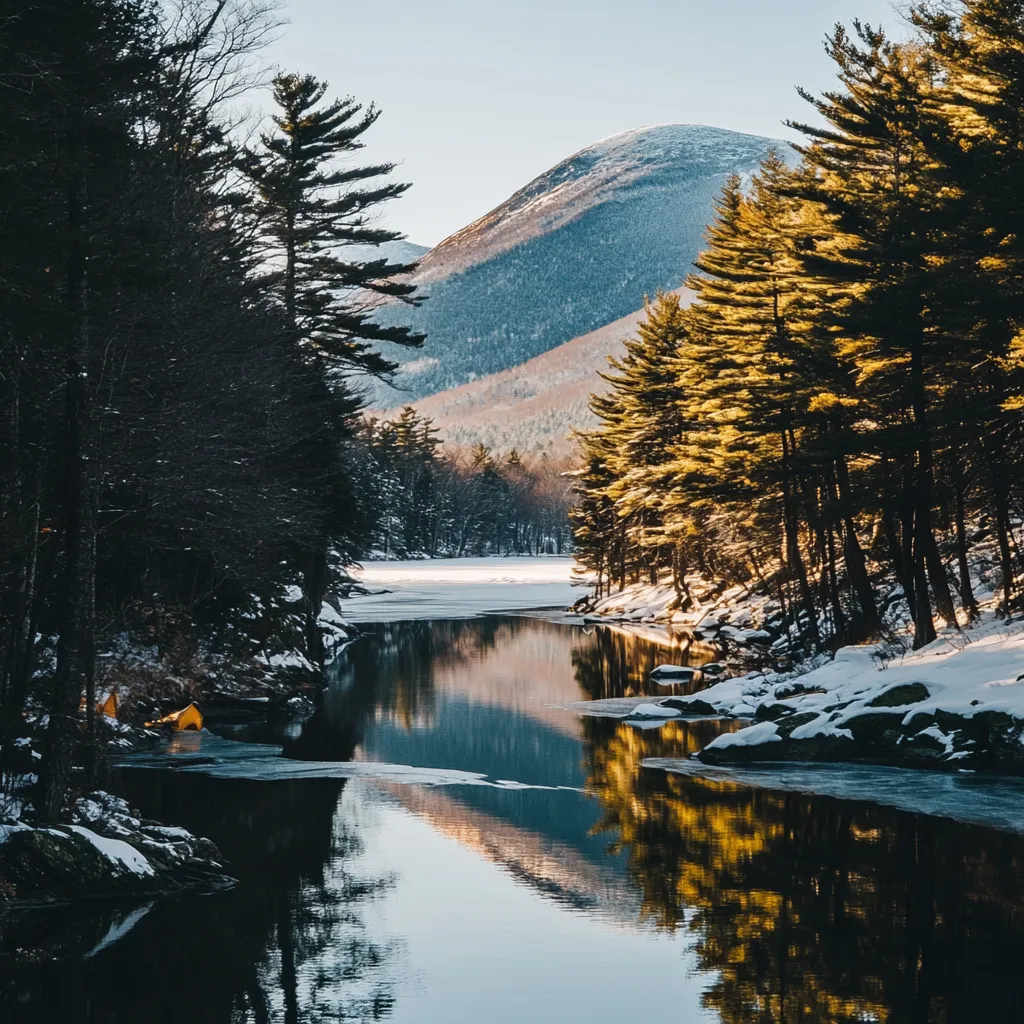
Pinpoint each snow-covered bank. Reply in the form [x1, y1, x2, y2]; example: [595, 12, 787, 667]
[340, 557, 580, 622]
[581, 578, 779, 655]
[570, 613, 1024, 775]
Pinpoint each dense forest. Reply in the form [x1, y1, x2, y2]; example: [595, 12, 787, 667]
[0, 0, 425, 817]
[573, 1, 1024, 653]
[359, 407, 573, 558]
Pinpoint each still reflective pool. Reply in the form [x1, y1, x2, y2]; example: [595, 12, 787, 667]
[3, 616, 1023, 1022]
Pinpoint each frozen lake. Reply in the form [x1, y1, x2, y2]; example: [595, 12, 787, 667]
[339, 556, 581, 621]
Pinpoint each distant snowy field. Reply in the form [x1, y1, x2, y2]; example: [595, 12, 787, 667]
[339, 557, 581, 622]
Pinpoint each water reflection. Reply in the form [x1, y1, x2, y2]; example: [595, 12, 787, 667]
[1, 774, 398, 1022]
[3, 616, 1024, 1023]
[583, 715, 1024, 1022]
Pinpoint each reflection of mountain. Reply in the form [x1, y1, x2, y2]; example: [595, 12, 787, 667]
[360, 693, 615, 867]
[381, 783, 639, 922]
[335, 618, 717, 875]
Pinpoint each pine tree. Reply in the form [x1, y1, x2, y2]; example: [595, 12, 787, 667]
[242, 73, 425, 373]
[242, 73, 426, 665]
[788, 24, 959, 646]
[913, 0, 1024, 614]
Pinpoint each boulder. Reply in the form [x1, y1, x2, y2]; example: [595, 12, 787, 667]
[0, 827, 160, 900]
[0, 792, 235, 903]
[754, 701, 800, 722]
[649, 664, 696, 680]
[629, 703, 682, 720]
[659, 697, 719, 716]
[866, 683, 931, 708]
[775, 711, 822, 739]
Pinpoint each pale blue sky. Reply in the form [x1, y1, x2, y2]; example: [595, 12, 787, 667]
[267, 0, 905, 246]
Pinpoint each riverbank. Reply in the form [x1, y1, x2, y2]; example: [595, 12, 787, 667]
[573, 610, 1024, 774]
[577, 577, 785, 659]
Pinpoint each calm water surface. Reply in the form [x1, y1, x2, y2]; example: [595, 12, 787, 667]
[3, 616, 1024, 1022]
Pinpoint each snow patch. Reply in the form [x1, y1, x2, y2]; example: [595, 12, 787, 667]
[67, 825, 156, 877]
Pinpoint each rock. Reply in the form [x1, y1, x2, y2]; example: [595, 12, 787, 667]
[772, 682, 827, 700]
[698, 723, 857, 766]
[775, 711, 822, 739]
[659, 697, 719, 716]
[0, 827, 161, 900]
[903, 709, 938, 732]
[649, 664, 697, 680]
[754, 701, 800, 722]
[842, 710, 906, 745]
[629, 703, 682, 720]
[866, 683, 931, 708]
[700, 663, 727, 677]
[0, 791, 236, 902]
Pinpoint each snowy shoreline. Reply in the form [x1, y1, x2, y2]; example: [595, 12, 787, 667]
[571, 611, 1024, 775]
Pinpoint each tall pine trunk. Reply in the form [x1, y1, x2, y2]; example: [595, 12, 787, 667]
[781, 430, 820, 650]
[39, 140, 94, 819]
[909, 329, 937, 648]
[953, 457, 978, 621]
[833, 454, 879, 637]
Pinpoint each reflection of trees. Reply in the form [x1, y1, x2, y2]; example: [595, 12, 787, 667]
[293, 618, 540, 752]
[571, 626, 711, 700]
[0, 774, 398, 1023]
[583, 717, 1024, 1022]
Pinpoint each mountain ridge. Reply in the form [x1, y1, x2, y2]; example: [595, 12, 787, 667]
[366, 124, 787, 405]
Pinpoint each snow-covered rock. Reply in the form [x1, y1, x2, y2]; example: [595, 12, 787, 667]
[650, 664, 697, 680]
[629, 703, 683, 721]
[694, 616, 1024, 772]
[0, 792, 233, 901]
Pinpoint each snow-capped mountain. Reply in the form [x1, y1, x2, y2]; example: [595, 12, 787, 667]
[367, 124, 787, 406]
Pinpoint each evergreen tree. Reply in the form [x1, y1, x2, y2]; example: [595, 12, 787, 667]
[242, 73, 424, 372]
[241, 72, 426, 666]
[788, 24, 959, 646]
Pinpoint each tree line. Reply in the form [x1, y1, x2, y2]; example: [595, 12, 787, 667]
[0, 0, 422, 817]
[574, 1, 1024, 653]
[359, 407, 574, 558]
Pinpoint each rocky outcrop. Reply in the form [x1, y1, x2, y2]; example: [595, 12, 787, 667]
[697, 688, 1024, 774]
[0, 792, 233, 903]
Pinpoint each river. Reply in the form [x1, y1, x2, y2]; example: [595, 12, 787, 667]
[4, 613, 1024, 1022]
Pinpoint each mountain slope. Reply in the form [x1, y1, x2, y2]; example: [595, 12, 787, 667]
[368, 124, 786, 404]
[404, 289, 693, 456]
[348, 238, 429, 267]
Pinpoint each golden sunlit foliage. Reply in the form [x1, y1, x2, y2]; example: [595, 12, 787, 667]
[573, 2, 1024, 651]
